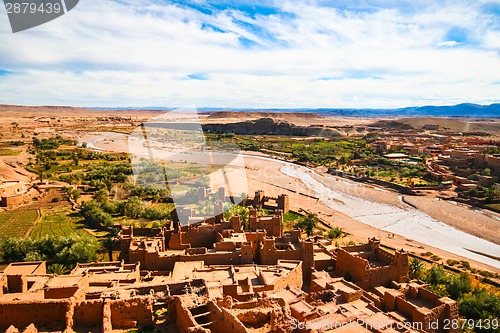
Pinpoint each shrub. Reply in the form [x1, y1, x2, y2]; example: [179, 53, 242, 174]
[328, 227, 344, 239]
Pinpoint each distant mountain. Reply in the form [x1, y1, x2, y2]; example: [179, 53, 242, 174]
[87, 103, 499, 118]
[282, 103, 500, 118]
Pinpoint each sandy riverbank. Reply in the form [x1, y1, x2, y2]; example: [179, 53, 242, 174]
[240, 155, 500, 273]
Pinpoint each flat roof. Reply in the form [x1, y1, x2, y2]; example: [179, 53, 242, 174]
[3, 262, 44, 275]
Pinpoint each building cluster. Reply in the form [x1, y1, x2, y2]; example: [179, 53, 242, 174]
[365, 131, 499, 194]
[0, 192, 459, 333]
[0, 181, 29, 208]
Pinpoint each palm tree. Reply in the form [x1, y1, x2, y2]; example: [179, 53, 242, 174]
[101, 236, 118, 261]
[295, 213, 319, 237]
[409, 257, 425, 280]
[47, 263, 69, 275]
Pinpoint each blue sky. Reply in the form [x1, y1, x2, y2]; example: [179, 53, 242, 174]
[0, 0, 499, 108]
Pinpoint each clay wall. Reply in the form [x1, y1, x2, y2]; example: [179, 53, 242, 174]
[44, 286, 79, 299]
[0, 300, 67, 330]
[170, 221, 234, 250]
[0, 182, 24, 197]
[272, 261, 303, 290]
[169, 297, 209, 333]
[362, 266, 397, 289]
[394, 296, 416, 320]
[1, 194, 25, 207]
[0, 274, 7, 296]
[6, 275, 26, 293]
[110, 296, 153, 329]
[215, 242, 237, 251]
[376, 248, 395, 265]
[277, 194, 289, 213]
[73, 300, 103, 327]
[249, 208, 283, 237]
[260, 245, 302, 265]
[335, 249, 368, 282]
[179, 251, 242, 266]
[216, 307, 248, 333]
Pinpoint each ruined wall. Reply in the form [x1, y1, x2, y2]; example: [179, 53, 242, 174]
[215, 307, 249, 333]
[73, 300, 103, 327]
[272, 261, 303, 290]
[170, 221, 234, 250]
[394, 296, 416, 320]
[110, 296, 153, 329]
[169, 297, 209, 333]
[0, 300, 67, 330]
[362, 266, 399, 289]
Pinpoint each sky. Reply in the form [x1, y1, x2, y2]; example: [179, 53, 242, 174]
[0, 0, 499, 108]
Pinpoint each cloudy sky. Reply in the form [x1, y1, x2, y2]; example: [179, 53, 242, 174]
[0, 0, 499, 108]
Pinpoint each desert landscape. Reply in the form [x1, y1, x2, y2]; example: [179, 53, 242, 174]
[0, 105, 499, 333]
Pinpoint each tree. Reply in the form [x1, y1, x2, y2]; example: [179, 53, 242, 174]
[47, 263, 70, 275]
[295, 213, 319, 236]
[328, 227, 344, 239]
[81, 201, 113, 228]
[0, 235, 99, 269]
[94, 188, 109, 203]
[426, 266, 448, 286]
[121, 196, 145, 218]
[409, 257, 425, 280]
[223, 204, 250, 230]
[459, 288, 500, 333]
[481, 168, 491, 176]
[101, 236, 118, 261]
[468, 188, 478, 197]
[446, 272, 471, 299]
[38, 170, 46, 183]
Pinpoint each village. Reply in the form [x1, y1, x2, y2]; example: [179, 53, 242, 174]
[0, 189, 461, 333]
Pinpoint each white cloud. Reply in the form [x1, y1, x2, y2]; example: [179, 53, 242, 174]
[0, 0, 499, 107]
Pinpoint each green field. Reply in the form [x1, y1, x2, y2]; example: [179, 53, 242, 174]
[283, 211, 304, 231]
[0, 148, 21, 156]
[0, 209, 39, 238]
[30, 209, 94, 239]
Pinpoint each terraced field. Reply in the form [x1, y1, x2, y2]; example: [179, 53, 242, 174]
[0, 209, 39, 238]
[30, 208, 93, 239]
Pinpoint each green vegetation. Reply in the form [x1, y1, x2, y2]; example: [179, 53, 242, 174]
[410, 259, 500, 333]
[0, 235, 99, 269]
[32, 135, 76, 150]
[0, 209, 39, 238]
[30, 209, 92, 239]
[0, 148, 22, 156]
[327, 227, 345, 239]
[223, 204, 250, 230]
[295, 213, 319, 236]
[207, 135, 372, 166]
[409, 257, 425, 279]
